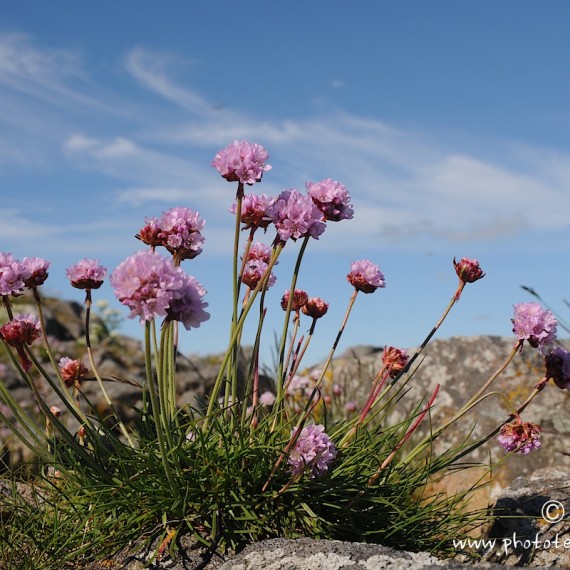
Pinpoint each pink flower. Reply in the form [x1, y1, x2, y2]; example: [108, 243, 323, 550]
[0, 314, 41, 372]
[302, 297, 329, 319]
[512, 302, 557, 351]
[136, 217, 162, 248]
[241, 259, 276, 290]
[344, 401, 357, 413]
[110, 250, 185, 322]
[306, 178, 354, 222]
[382, 346, 409, 379]
[267, 189, 326, 242]
[58, 357, 90, 388]
[0, 252, 27, 296]
[212, 140, 272, 185]
[259, 391, 276, 407]
[545, 346, 570, 390]
[166, 274, 210, 330]
[66, 259, 107, 290]
[22, 257, 50, 288]
[281, 289, 309, 311]
[453, 257, 485, 284]
[288, 423, 337, 478]
[245, 242, 274, 265]
[157, 207, 205, 261]
[230, 193, 274, 230]
[498, 420, 541, 455]
[347, 260, 386, 294]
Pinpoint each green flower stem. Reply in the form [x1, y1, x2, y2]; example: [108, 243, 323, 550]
[2, 295, 14, 320]
[285, 318, 317, 384]
[399, 339, 523, 466]
[390, 281, 466, 386]
[202, 242, 284, 432]
[276, 236, 310, 403]
[84, 291, 134, 447]
[144, 321, 178, 496]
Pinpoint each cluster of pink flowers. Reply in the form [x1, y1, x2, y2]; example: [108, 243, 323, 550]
[306, 178, 354, 222]
[512, 302, 557, 352]
[212, 140, 272, 186]
[347, 260, 386, 294]
[0, 314, 41, 372]
[453, 257, 485, 284]
[0, 253, 50, 296]
[382, 346, 409, 379]
[58, 357, 90, 388]
[280, 289, 329, 320]
[138, 207, 205, 262]
[241, 242, 276, 290]
[498, 420, 541, 455]
[288, 423, 337, 478]
[66, 258, 107, 290]
[230, 193, 274, 231]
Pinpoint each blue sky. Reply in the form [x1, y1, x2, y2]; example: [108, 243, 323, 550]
[1, 2, 569, 365]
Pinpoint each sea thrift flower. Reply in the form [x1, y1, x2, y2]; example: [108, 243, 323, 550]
[136, 217, 162, 248]
[288, 423, 337, 479]
[0, 314, 41, 372]
[21, 257, 50, 288]
[241, 259, 276, 290]
[382, 346, 409, 379]
[302, 297, 329, 319]
[230, 193, 274, 230]
[49, 406, 62, 418]
[344, 401, 358, 412]
[306, 178, 354, 222]
[157, 207, 205, 261]
[110, 250, 185, 322]
[453, 257, 485, 284]
[545, 346, 570, 390]
[347, 260, 386, 294]
[259, 391, 276, 407]
[512, 302, 557, 351]
[245, 242, 274, 264]
[58, 357, 90, 388]
[0, 252, 27, 296]
[66, 258, 107, 290]
[267, 189, 326, 242]
[211, 140, 272, 185]
[498, 420, 541, 455]
[166, 274, 210, 330]
[281, 289, 309, 311]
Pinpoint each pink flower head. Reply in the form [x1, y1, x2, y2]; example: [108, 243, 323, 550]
[0, 314, 41, 372]
[241, 259, 276, 290]
[267, 189, 326, 242]
[166, 273, 210, 330]
[245, 242, 274, 265]
[347, 260, 386, 294]
[302, 297, 329, 319]
[110, 250, 185, 322]
[453, 257, 485, 284]
[306, 178, 354, 222]
[281, 289, 309, 312]
[344, 401, 357, 413]
[157, 207, 205, 261]
[66, 258, 107, 290]
[498, 420, 541, 455]
[259, 391, 276, 407]
[230, 193, 274, 230]
[0, 252, 27, 296]
[21, 257, 50, 288]
[212, 140, 272, 185]
[545, 346, 570, 390]
[58, 357, 90, 388]
[382, 346, 409, 379]
[512, 302, 557, 351]
[288, 423, 337, 479]
[136, 217, 162, 248]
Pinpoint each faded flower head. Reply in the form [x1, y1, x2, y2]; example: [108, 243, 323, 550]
[267, 189, 326, 242]
[231, 193, 274, 230]
[0, 252, 27, 296]
[281, 289, 309, 312]
[453, 257, 485, 284]
[241, 259, 276, 290]
[0, 314, 41, 347]
[382, 346, 409, 379]
[302, 297, 329, 319]
[306, 178, 354, 222]
[58, 357, 90, 388]
[66, 258, 107, 290]
[347, 260, 386, 294]
[110, 250, 185, 322]
[288, 423, 337, 479]
[166, 273, 210, 330]
[512, 302, 557, 351]
[136, 217, 162, 248]
[498, 420, 541, 455]
[157, 207, 205, 261]
[22, 257, 50, 288]
[212, 140, 272, 185]
[545, 346, 570, 390]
